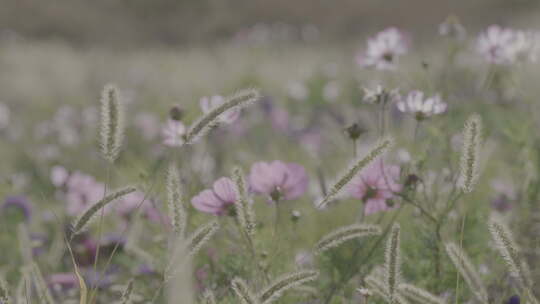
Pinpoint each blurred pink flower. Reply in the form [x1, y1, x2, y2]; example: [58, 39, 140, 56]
[65, 171, 106, 216]
[357, 27, 408, 70]
[348, 159, 401, 215]
[51, 165, 69, 187]
[249, 161, 308, 201]
[200, 95, 240, 124]
[191, 177, 237, 216]
[115, 190, 161, 222]
[162, 119, 186, 147]
[476, 25, 517, 64]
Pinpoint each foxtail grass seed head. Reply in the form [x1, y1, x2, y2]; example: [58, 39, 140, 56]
[314, 224, 381, 254]
[258, 270, 319, 304]
[0, 277, 11, 304]
[385, 224, 401, 301]
[120, 279, 134, 304]
[30, 262, 55, 304]
[16, 267, 31, 304]
[232, 166, 256, 236]
[184, 88, 261, 144]
[488, 216, 532, 289]
[445, 242, 488, 303]
[231, 278, 259, 304]
[167, 163, 187, 237]
[317, 137, 393, 208]
[186, 220, 220, 256]
[398, 284, 446, 304]
[458, 114, 482, 193]
[202, 289, 217, 304]
[100, 84, 125, 163]
[365, 275, 390, 303]
[71, 186, 137, 238]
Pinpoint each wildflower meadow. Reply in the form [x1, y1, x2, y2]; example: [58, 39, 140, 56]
[1, 4, 540, 304]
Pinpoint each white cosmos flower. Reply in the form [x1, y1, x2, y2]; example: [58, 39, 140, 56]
[200, 95, 240, 124]
[357, 28, 408, 70]
[397, 91, 447, 120]
[162, 119, 186, 147]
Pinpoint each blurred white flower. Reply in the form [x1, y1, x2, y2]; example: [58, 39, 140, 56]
[287, 81, 309, 101]
[323, 81, 340, 102]
[51, 166, 69, 187]
[476, 25, 539, 64]
[200, 95, 240, 124]
[396, 148, 411, 163]
[357, 28, 408, 70]
[438, 16, 466, 40]
[162, 119, 186, 147]
[295, 250, 314, 268]
[397, 91, 447, 120]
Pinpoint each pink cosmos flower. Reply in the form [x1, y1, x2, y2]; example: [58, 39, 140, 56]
[162, 119, 186, 147]
[200, 95, 240, 124]
[348, 159, 401, 215]
[249, 161, 308, 201]
[191, 177, 237, 216]
[357, 27, 408, 70]
[115, 190, 161, 222]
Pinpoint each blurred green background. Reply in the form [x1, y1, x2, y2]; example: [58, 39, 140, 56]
[1, 0, 539, 46]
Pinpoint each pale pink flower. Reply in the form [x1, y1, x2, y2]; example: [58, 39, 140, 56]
[357, 27, 408, 70]
[348, 159, 401, 215]
[115, 190, 161, 222]
[191, 177, 237, 216]
[249, 161, 309, 201]
[51, 165, 69, 187]
[476, 25, 517, 64]
[162, 119, 186, 147]
[200, 95, 240, 124]
[65, 171, 106, 216]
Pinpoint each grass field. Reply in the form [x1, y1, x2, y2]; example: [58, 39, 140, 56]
[1, 21, 540, 303]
